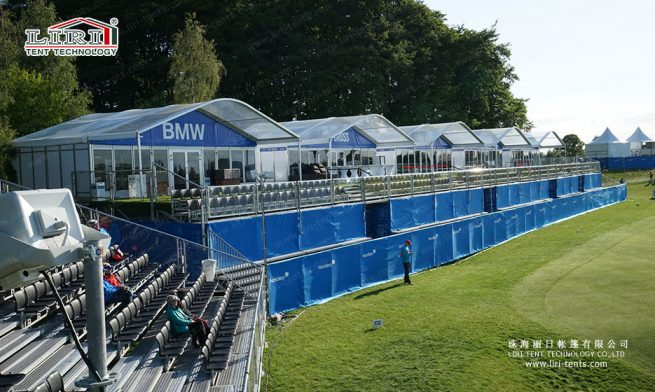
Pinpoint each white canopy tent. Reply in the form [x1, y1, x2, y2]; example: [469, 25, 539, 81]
[12, 98, 299, 197]
[282, 114, 414, 178]
[585, 127, 630, 158]
[473, 127, 534, 167]
[398, 122, 486, 171]
[626, 127, 654, 155]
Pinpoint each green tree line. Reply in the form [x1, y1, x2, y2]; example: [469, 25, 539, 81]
[0, 0, 531, 179]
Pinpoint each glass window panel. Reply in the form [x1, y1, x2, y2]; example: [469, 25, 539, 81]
[245, 149, 255, 182]
[173, 152, 186, 190]
[217, 150, 230, 170]
[153, 149, 167, 194]
[93, 149, 112, 190]
[231, 149, 243, 182]
[114, 149, 132, 191]
[188, 152, 200, 185]
[288, 149, 299, 178]
[204, 149, 215, 180]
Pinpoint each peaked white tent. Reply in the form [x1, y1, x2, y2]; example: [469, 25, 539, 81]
[585, 127, 630, 158]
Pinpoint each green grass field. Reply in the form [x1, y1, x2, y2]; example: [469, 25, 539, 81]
[264, 181, 655, 391]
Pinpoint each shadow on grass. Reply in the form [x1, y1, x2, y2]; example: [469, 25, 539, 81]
[354, 282, 404, 300]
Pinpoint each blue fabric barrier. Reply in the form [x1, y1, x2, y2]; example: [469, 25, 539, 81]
[469, 217, 484, 254]
[303, 253, 335, 304]
[519, 183, 531, 204]
[452, 189, 469, 218]
[267, 185, 626, 314]
[390, 194, 434, 230]
[360, 240, 388, 286]
[301, 203, 366, 250]
[496, 184, 510, 209]
[533, 204, 546, 229]
[436, 191, 454, 221]
[524, 206, 536, 232]
[434, 224, 454, 266]
[538, 180, 550, 199]
[410, 230, 437, 271]
[508, 183, 520, 206]
[209, 203, 366, 261]
[482, 214, 497, 248]
[331, 245, 362, 296]
[505, 210, 518, 239]
[595, 156, 655, 170]
[268, 258, 304, 314]
[451, 220, 471, 259]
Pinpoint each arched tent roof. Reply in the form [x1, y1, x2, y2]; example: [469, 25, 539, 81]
[588, 127, 621, 144]
[522, 131, 540, 148]
[282, 114, 414, 148]
[531, 131, 564, 148]
[473, 127, 532, 149]
[398, 122, 483, 148]
[13, 98, 299, 148]
[626, 127, 654, 143]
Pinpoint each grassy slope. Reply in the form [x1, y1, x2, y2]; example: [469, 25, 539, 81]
[264, 183, 655, 392]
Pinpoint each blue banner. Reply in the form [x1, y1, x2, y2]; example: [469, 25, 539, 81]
[452, 220, 470, 259]
[330, 127, 376, 148]
[267, 185, 627, 314]
[139, 110, 256, 147]
[482, 214, 497, 248]
[436, 191, 454, 221]
[332, 245, 362, 296]
[269, 258, 304, 313]
[469, 217, 484, 254]
[209, 203, 366, 261]
[390, 194, 434, 230]
[360, 240, 388, 286]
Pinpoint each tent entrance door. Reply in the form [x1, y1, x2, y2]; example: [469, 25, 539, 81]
[170, 150, 201, 189]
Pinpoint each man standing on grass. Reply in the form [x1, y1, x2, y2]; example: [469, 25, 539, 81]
[400, 239, 413, 285]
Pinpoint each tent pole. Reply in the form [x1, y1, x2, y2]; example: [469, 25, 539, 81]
[298, 140, 302, 182]
[137, 131, 144, 198]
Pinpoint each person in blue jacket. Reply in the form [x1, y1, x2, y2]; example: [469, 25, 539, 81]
[400, 239, 413, 285]
[103, 278, 131, 307]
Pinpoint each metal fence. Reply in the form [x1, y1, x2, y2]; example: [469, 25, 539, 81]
[171, 161, 602, 222]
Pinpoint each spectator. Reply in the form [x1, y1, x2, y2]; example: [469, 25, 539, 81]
[171, 289, 193, 318]
[400, 239, 413, 285]
[166, 295, 207, 347]
[103, 264, 134, 303]
[103, 278, 131, 307]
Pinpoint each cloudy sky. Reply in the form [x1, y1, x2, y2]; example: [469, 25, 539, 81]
[425, 0, 655, 142]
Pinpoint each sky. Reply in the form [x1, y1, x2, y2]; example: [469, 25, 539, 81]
[424, 0, 655, 142]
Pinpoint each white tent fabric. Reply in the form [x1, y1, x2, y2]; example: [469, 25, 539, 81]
[588, 127, 621, 144]
[473, 127, 531, 149]
[282, 114, 414, 147]
[13, 98, 299, 147]
[398, 122, 483, 148]
[585, 127, 630, 158]
[531, 131, 564, 148]
[626, 127, 654, 143]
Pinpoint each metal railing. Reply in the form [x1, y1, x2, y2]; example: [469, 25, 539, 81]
[243, 271, 266, 392]
[171, 161, 601, 222]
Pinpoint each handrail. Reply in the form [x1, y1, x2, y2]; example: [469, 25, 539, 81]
[172, 161, 601, 221]
[242, 270, 266, 391]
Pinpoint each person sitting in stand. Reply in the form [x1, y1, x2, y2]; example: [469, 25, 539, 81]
[102, 264, 133, 306]
[166, 295, 208, 348]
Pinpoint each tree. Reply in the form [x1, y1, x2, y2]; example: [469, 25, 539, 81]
[168, 13, 225, 104]
[4, 65, 91, 137]
[561, 134, 585, 156]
